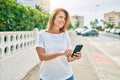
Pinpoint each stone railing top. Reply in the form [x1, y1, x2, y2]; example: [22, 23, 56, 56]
[0, 31, 38, 58]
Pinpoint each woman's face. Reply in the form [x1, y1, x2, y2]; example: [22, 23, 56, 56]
[54, 11, 66, 29]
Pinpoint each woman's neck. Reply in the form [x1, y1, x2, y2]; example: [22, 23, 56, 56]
[49, 29, 60, 34]
[49, 27, 60, 34]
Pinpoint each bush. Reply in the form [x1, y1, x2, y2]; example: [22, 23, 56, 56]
[0, 0, 49, 31]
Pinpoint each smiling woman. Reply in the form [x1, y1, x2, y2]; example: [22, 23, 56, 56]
[35, 8, 82, 80]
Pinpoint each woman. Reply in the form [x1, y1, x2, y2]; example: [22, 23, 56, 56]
[36, 8, 82, 80]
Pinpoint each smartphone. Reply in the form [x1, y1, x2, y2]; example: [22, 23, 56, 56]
[71, 44, 83, 57]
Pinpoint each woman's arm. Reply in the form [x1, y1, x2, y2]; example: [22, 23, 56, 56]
[36, 47, 64, 61]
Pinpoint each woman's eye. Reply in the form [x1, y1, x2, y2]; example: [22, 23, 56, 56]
[59, 16, 65, 19]
[59, 16, 63, 18]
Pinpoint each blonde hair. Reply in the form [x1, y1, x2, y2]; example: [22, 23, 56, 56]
[46, 8, 70, 32]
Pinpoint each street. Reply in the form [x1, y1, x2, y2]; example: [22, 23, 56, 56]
[70, 31, 120, 80]
[22, 31, 120, 80]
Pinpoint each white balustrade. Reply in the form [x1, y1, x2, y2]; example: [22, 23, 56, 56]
[0, 31, 36, 58]
[0, 29, 40, 80]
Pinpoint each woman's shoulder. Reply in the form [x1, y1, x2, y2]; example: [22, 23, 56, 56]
[38, 30, 46, 36]
[64, 31, 69, 36]
[40, 30, 46, 33]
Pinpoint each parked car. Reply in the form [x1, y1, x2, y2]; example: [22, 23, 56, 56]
[104, 28, 111, 33]
[75, 28, 87, 35]
[81, 29, 99, 36]
[115, 29, 120, 35]
[110, 28, 117, 34]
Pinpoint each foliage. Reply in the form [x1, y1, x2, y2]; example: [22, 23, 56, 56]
[100, 19, 114, 29]
[75, 21, 80, 28]
[115, 26, 120, 29]
[0, 0, 49, 31]
[74, 16, 80, 28]
[68, 22, 74, 30]
[35, 5, 44, 12]
[90, 19, 99, 29]
[96, 26, 103, 31]
[83, 26, 88, 29]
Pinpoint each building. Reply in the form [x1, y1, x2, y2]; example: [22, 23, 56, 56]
[71, 15, 84, 28]
[37, 0, 50, 13]
[104, 11, 120, 28]
[17, 0, 50, 13]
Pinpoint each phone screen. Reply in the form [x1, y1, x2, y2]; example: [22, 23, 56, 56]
[71, 45, 83, 57]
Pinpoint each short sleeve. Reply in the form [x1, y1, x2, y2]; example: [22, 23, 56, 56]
[65, 32, 72, 49]
[35, 32, 45, 48]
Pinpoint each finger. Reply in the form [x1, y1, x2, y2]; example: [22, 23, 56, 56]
[74, 53, 81, 56]
[76, 52, 82, 54]
[73, 56, 80, 59]
[76, 52, 82, 56]
[77, 53, 82, 57]
[64, 50, 70, 56]
[66, 49, 72, 54]
[68, 49, 72, 52]
[73, 54, 81, 59]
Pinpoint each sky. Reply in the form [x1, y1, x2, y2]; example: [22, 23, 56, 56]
[50, 0, 120, 27]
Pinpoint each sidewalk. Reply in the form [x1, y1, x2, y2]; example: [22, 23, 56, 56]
[21, 63, 40, 80]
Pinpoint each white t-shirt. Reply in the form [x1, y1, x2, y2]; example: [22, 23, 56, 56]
[36, 31, 73, 80]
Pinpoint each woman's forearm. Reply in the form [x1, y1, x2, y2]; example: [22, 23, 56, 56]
[36, 47, 64, 61]
[38, 52, 63, 61]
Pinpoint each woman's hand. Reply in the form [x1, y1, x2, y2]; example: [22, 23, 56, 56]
[62, 49, 82, 62]
[64, 49, 72, 57]
[72, 52, 82, 60]
[67, 51, 82, 62]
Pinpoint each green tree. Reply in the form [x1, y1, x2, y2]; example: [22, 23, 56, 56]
[101, 19, 114, 29]
[68, 22, 74, 30]
[90, 19, 99, 29]
[75, 21, 80, 28]
[0, 0, 49, 31]
[35, 5, 44, 12]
